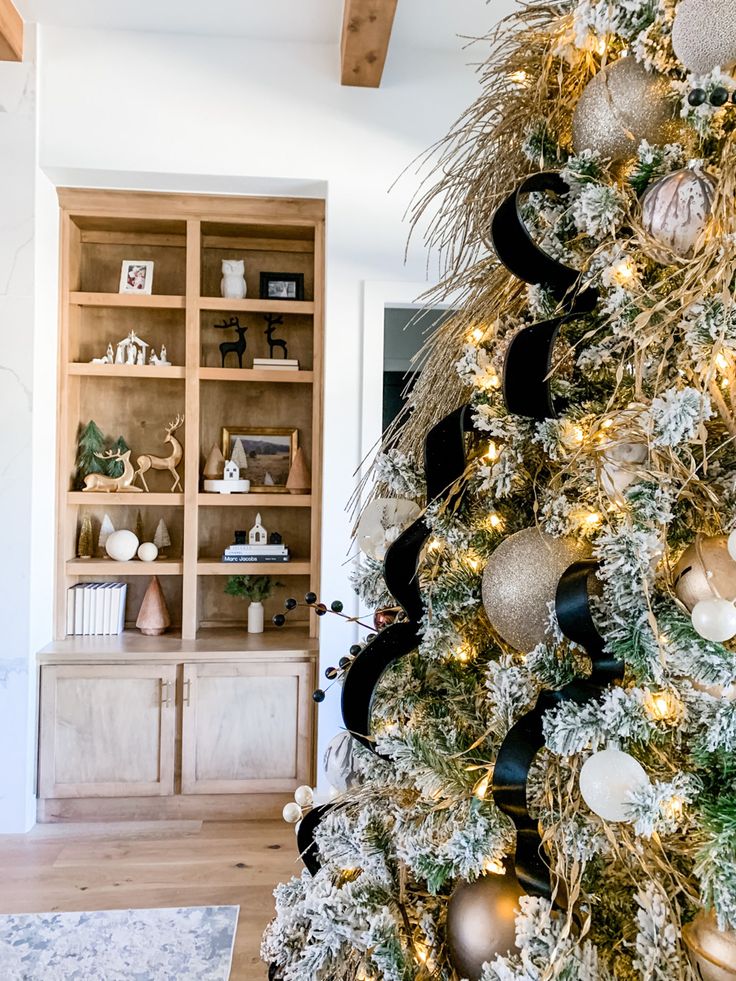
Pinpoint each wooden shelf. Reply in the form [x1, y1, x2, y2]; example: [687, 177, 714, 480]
[198, 367, 313, 383]
[69, 292, 186, 309]
[37, 626, 317, 664]
[197, 560, 311, 575]
[67, 492, 185, 506]
[198, 297, 314, 315]
[197, 493, 311, 507]
[69, 363, 186, 379]
[67, 558, 183, 576]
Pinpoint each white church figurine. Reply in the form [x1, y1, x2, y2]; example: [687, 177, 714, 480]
[249, 513, 268, 545]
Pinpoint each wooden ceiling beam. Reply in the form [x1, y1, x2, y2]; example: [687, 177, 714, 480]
[0, 0, 23, 61]
[340, 0, 398, 88]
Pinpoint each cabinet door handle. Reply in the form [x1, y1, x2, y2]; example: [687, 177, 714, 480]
[183, 678, 191, 707]
[160, 679, 173, 707]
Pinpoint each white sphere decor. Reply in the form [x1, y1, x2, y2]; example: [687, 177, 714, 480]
[671, 0, 736, 74]
[105, 529, 139, 562]
[294, 785, 314, 808]
[137, 541, 159, 562]
[579, 749, 649, 822]
[282, 802, 303, 824]
[356, 498, 421, 561]
[691, 598, 736, 643]
[728, 529, 736, 563]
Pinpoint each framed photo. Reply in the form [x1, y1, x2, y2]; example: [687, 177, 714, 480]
[119, 259, 154, 295]
[260, 272, 305, 301]
[221, 427, 298, 493]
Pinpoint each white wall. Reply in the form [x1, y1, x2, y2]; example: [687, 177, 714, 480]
[0, 53, 37, 832]
[27, 25, 480, 802]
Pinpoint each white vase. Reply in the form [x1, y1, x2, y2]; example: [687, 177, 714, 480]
[248, 600, 264, 634]
[221, 259, 247, 299]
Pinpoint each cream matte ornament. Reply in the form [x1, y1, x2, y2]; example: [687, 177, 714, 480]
[481, 528, 591, 652]
[683, 908, 736, 980]
[137, 542, 158, 562]
[572, 58, 680, 167]
[105, 529, 139, 562]
[672, 0, 736, 74]
[691, 598, 736, 643]
[673, 535, 736, 612]
[641, 168, 716, 262]
[446, 872, 523, 981]
[579, 748, 649, 822]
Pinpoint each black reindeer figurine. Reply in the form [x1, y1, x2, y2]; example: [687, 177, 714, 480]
[213, 316, 248, 368]
[264, 314, 288, 359]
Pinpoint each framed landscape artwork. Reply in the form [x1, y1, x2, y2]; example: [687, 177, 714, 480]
[221, 427, 298, 493]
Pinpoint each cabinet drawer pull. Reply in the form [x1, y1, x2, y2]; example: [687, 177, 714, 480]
[160, 679, 173, 707]
[183, 678, 191, 707]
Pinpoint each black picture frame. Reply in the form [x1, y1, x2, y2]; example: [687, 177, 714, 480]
[259, 272, 305, 301]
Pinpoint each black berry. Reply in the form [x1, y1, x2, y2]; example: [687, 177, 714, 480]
[330, 600, 344, 613]
[710, 86, 729, 107]
[349, 644, 362, 656]
[325, 666, 338, 680]
[688, 88, 706, 107]
[315, 603, 328, 616]
[305, 591, 318, 605]
[339, 656, 352, 669]
[312, 689, 326, 703]
[272, 614, 286, 627]
[285, 597, 298, 610]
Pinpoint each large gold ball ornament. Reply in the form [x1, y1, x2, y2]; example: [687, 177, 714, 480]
[641, 168, 717, 263]
[482, 528, 591, 652]
[683, 909, 736, 980]
[572, 59, 680, 167]
[446, 873, 523, 981]
[673, 535, 736, 613]
[672, 0, 736, 75]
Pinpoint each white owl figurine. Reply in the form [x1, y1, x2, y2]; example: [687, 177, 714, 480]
[220, 259, 247, 299]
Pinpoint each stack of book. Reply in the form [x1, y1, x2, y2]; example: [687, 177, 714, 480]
[222, 542, 291, 563]
[253, 357, 299, 372]
[66, 582, 127, 635]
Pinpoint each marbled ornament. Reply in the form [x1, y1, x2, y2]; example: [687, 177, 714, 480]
[446, 873, 523, 981]
[572, 59, 680, 166]
[672, 0, 736, 74]
[481, 528, 591, 652]
[323, 731, 360, 793]
[641, 168, 716, 262]
[683, 908, 736, 980]
[673, 535, 736, 612]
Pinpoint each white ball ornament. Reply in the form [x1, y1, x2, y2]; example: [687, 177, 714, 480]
[356, 498, 421, 561]
[293, 785, 314, 808]
[105, 529, 139, 562]
[579, 748, 649, 822]
[691, 598, 736, 643]
[282, 802, 303, 824]
[137, 541, 159, 562]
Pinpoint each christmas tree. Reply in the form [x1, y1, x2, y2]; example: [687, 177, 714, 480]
[75, 420, 107, 489]
[106, 435, 130, 478]
[264, 2, 736, 979]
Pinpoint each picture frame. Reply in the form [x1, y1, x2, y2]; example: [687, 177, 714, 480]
[119, 259, 154, 295]
[221, 426, 298, 493]
[259, 272, 305, 302]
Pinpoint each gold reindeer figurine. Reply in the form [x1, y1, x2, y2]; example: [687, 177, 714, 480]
[134, 415, 184, 493]
[82, 448, 143, 493]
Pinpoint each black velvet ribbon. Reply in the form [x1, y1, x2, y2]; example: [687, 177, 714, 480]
[491, 171, 598, 421]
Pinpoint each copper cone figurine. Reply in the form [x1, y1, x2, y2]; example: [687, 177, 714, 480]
[136, 576, 171, 636]
[286, 447, 311, 494]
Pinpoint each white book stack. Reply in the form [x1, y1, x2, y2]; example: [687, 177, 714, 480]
[66, 582, 127, 636]
[253, 357, 300, 371]
[222, 543, 290, 563]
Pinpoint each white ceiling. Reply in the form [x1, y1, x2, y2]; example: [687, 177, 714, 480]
[16, 0, 513, 50]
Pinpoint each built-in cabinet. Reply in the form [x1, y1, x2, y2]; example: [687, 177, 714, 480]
[37, 188, 324, 821]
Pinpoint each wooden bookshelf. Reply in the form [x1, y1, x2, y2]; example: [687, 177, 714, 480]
[40, 188, 324, 820]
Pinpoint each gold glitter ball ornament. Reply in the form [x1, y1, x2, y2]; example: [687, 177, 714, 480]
[672, 0, 736, 74]
[572, 58, 680, 167]
[446, 873, 523, 981]
[683, 909, 736, 980]
[673, 535, 736, 613]
[481, 528, 591, 652]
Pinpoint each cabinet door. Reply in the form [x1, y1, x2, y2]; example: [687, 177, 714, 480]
[39, 664, 176, 798]
[181, 660, 314, 794]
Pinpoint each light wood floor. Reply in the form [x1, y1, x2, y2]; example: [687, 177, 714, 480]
[0, 819, 297, 980]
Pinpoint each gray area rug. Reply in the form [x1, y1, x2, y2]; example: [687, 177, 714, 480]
[0, 905, 239, 980]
